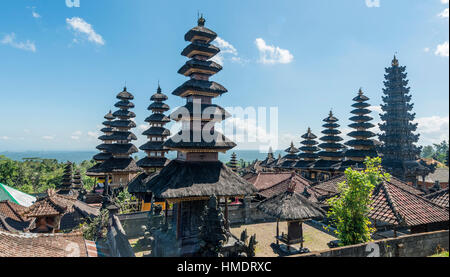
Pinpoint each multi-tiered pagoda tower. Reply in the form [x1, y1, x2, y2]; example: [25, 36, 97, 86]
[57, 162, 73, 195]
[229, 153, 238, 172]
[313, 111, 344, 180]
[343, 89, 378, 168]
[138, 85, 171, 173]
[93, 87, 140, 191]
[86, 111, 115, 182]
[128, 85, 171, 208]
[294, 128, 320, 179]
[280, 142, 299, 169]
[378, 56, 425, 183]
[146, 16, 256, 257]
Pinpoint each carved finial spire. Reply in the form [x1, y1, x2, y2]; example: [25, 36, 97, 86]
[287, 177, 296, 193]
[359, 87, 363, 95]
[392, 55, 399, 66]
[198, 14, 205, 26]
[157, 81, 162, 93]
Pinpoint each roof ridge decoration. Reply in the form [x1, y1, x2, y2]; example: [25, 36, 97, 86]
[379, 180, 405, 226]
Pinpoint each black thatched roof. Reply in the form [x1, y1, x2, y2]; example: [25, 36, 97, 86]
[145, 113, 171, 124]
[98, 131, 137, 141]
[311, 160, 341, 170]
[170, 102, 231, 122]
[347, 130, 376, 138]
[93, 152, 112, 162]
[96, 143, 138, 155]
[163, 130, 236, 151]
[172, 79, 227, 97]
[150, 86, 169, 101]
[257, 191, 326, 221]
[344, 149, 378, 158]
[184, 24, 217, 43]
[351, 108, 371, 115]
[301, 128, 317, 140]
[345, 139, 376, 147]
[297, 152, 319, 160]
[323, 123, 340, 129]
[323, 111, 339, 123]
[318, 143, 345, 149]
[349, 122, 375, 129]
[100, 127, 113, 133]
[322, 129, 342, 135]
[104, 111, 115, 120]
[293, 160, 315, 169]
[142, 127, 170, 137]
[136, 157, 169, 168]
[320, 136, 344, 142]
[115, 100, 135, 109]
[117, 87, 134, 100]
[352, 102, 371, 109]
[181, 42, 220, 58]
[178, 59, 223, 76]
[146, 160, 257, 199]
[139, 141, 166, 151]
[128, 172, 159, 194]
[148, 102, 170, 111]
[109, 120, 137, 128]
[113, 110, 136, 118]
[93, 157, 141, 173]
[349, 115, 373, 122]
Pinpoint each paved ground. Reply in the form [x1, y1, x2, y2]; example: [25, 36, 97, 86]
[231, 221, 336, 257]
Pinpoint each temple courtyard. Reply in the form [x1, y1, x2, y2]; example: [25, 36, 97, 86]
[230, 222, 336, 257]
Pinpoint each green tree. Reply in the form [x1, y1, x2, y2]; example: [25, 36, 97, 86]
[432, 140, 449, 164]
[327, 157, 390, 246]
[421, 145, 435, 159]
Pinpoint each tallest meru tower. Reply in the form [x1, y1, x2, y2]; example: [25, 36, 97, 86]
[145, 16, 256, 257]
[378, 56, 427, 183]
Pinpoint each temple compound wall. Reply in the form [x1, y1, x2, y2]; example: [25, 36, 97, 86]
[107, 213, 136, 257]
[298, 230, 449, 257]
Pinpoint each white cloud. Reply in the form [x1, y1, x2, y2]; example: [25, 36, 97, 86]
[1, 33, 36, 52]
[368, 105, 383, 114]
[441, 0, 449, 4]
[66, 17, 105, 46]
[42, 136, 54, 140]
[211, 37, 246, 65]
[438, 8, 449, 18]
[32, 11, 41, 18]
[365, 0, 380, 8]
[138, 124, 148, 131]
[0, 136, 10, 140]
[424, 47, 430, 53]
[87, 131, 98, 138]
[435, 41, 449, 57]
[255, 38, 293, 65]
[414, 115, 449, 145]
[70, 131, 82, 140]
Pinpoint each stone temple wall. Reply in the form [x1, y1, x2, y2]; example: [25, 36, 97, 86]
[297, 230, 449, 257]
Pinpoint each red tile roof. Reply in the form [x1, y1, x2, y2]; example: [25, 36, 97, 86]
[311, 175, 347, 196]
[251, 172, 297, 191]
[0, 201, 33, 232]
[0, 201, 27, 222]
[254, 172, 317, 201]
[425, 189, 449, 210]
[369, 180, 449, 227]
[0, 231, 89, 257]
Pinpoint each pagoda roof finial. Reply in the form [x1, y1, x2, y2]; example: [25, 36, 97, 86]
[359, 87, 364, 95]
[392, 54, 399, 66]
[157, 81, 162, 93]
[329, 110, 333, 117]
[198, 13, 205, 27]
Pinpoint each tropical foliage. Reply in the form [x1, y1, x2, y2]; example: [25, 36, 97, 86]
[0, 155, 96, 194]
[327, 157, 390, 246]
[421, 140, 449, 166]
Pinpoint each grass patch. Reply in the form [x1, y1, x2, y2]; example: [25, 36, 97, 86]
[430, 251, 449, 257]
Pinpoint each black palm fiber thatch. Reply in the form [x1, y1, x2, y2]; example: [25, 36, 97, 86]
[257, 191, 326, 221]
[146, 160, 257, 199]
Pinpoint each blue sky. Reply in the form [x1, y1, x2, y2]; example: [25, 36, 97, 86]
[0, 0, 448, 152]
